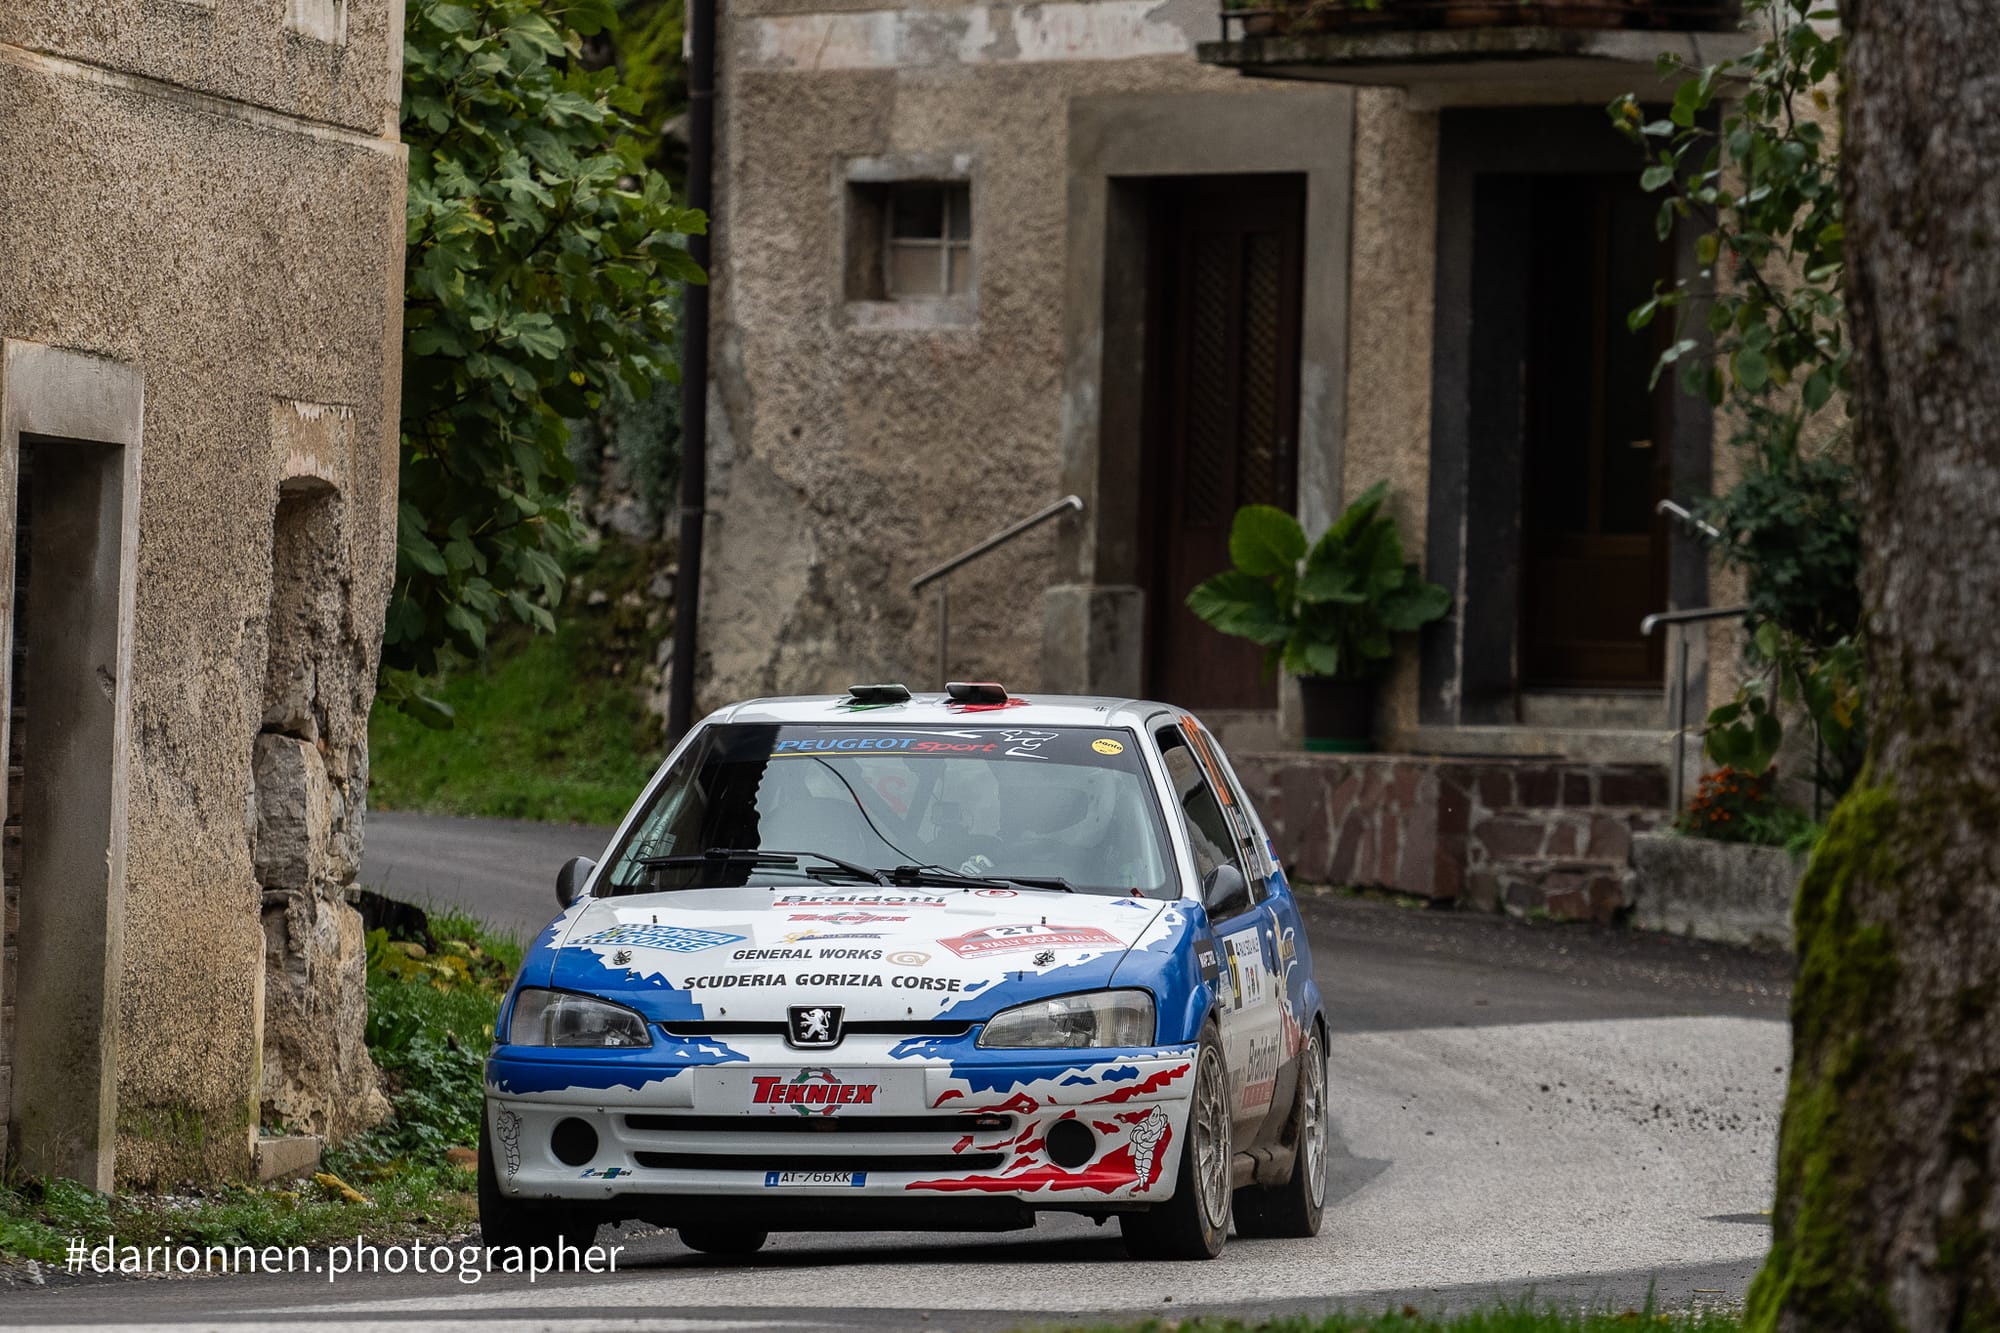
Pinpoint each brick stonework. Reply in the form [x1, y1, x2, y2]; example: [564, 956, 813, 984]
[1233, 753, 1672, 923]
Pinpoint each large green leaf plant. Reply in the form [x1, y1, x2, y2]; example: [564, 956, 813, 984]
[1186, 482, 1452, 682]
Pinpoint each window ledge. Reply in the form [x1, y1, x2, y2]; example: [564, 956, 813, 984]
[842, 298, 978, 331]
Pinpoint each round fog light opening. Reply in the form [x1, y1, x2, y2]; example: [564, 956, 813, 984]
[1045, 1118, 1095, 1169]
[551, 1117, 599, 1167]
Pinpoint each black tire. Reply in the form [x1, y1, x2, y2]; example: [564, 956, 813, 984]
[1119, 1027, 1231, 1260]
[1233, 1023, 1327, 1239]
[677, 1225, 769, 1256]
[477, 1109, 599, 1255]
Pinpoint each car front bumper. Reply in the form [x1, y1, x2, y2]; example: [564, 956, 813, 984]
[484, 1038, 1198, 1208]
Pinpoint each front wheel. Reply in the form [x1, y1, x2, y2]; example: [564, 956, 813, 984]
[477, 1110, 599, 1256]
[1234, 1023, 1327, 1239]
[1120, 1029, 1231, 1260]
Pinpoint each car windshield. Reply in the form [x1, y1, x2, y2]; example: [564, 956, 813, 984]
[598, 722, 1173, 898]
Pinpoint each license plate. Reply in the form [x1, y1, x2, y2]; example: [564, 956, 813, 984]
[764, 1169, 866, 1187]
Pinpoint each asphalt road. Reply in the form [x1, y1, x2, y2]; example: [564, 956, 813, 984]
[0, 813, 1795, 1331]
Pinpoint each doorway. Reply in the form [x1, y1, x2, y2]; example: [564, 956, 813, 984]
[1140, 174, 1306, 711]
[1515, 174, 1671, 688]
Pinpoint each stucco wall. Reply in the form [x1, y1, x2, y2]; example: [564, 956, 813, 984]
[702, 2, 1346, 708]
[0, 5, 403, 1182]
[1342, 88, 1438, 741]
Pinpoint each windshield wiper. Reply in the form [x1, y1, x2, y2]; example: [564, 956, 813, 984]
[637, 848, 889, 885]
[887, 865, 1076, 893]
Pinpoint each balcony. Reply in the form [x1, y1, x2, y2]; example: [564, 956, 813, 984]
[1196, 0, 1753, 107]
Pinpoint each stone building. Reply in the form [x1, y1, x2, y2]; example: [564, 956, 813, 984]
[0, 0, 405, 1187]
[698, 0, 1755, 917]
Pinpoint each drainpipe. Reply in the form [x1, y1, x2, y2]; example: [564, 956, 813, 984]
[667, 0, 715, 742]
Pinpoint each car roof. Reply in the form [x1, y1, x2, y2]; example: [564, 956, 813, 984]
[708, 692, 1187, 732]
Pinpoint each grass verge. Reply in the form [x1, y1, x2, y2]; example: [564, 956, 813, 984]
[367, 536, 668, 826]
[0, 907, 517, 1269]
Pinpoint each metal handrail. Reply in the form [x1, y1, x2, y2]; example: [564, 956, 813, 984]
[910, 494, 1084, 687]
[1642, 603, 1749, 812]
[1657, 498, 1723, 542]
[1640, 603, 1749, 638]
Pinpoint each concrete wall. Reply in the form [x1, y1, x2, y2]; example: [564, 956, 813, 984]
[0, 0, 404, 1182]
[702, 0, 1353, 709]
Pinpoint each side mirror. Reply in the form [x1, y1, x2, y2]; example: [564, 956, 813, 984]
[556, 856, 596, 910]
[1201, 864, 1248, 918]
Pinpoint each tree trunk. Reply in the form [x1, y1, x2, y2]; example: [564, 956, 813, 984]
[1748, 2, 2000, 1329]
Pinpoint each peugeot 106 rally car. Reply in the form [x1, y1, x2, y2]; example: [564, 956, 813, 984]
[481, 683, 1328, 1260]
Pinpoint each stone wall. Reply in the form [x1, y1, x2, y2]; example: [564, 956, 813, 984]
[1233, 752, 1671, 922]
[0, 3, 404, 1182]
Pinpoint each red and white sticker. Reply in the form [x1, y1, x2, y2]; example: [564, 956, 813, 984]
[938, 924, 1122, 959]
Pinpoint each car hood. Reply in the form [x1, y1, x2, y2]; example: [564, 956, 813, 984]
[532, 884, 1172, 1025]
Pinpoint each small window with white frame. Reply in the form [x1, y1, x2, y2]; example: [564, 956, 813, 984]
[884, 183, 972, 299]
[844, 164, 976, 326]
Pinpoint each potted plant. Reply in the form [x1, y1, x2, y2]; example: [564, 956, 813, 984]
[1185, 481, 1451, 752]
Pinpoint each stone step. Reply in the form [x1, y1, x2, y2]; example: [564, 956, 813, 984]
[1400, 723, 1680, 771]
[254, 1133, 325, 1183]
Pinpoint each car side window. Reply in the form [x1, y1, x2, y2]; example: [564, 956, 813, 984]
[1154, 725, 1258, 903]
[1194, 723, 1275, 883]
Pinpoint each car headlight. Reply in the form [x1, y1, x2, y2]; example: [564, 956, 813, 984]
[507, 988, 653, 1048]
[977, 990, 1155, 1049]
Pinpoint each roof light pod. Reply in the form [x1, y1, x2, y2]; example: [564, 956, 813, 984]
[945, 681, 1009, 704]
[843, 683, 913, 705]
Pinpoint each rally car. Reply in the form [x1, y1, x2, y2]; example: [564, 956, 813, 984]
[481, 684, 1328, 1260]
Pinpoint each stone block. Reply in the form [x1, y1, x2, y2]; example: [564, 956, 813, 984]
[1598, 766, 1671, 809]
[1474, 815, 1548, 861]
[1630, 832, 1801, 949]
[1328, 812, 1364, 885]
[1501, 875, 1543, 913]
[1543, 885, 1592, 920]
[1516, 767, 1559, 808]
[1464, 869, 1501, 912]
[254, 1134, 325, 1183]
[1279, 765, 1331, 875]
[259, 889, 388, 1140]
[1586, 815, 1633, 862]
[1545, 819, 1580, 858]
[1476, 769, 1515, 811]
[1436, 774, 1473, 836]
[252, 733, 351, 890]
[1561, 771, 1594, 806]
[1587, 872, 1632, 922]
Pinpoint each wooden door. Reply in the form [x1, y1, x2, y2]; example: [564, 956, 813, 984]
[1518, 174, 1672, 688]
[1141, 175, 1306, 711]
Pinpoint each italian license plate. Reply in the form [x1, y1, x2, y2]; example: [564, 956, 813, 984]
[763, 1169, 866, 1188]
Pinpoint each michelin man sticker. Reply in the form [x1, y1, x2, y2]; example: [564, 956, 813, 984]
[494, 1106, 523, 1181]
[1127, 1106, 1170, 1190]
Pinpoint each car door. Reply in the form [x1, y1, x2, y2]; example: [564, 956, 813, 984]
[1194, 721, 1304, 1130]
[1154, 722, 1282, 1138]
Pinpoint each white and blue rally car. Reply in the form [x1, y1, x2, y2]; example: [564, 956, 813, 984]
[481, 683, 1327, 1260]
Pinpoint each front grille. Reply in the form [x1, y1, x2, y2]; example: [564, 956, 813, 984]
[634, 1151, 1005, 1172]
[625, 1113, 1013, 1135]
[659, 1020, 974, 1038]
